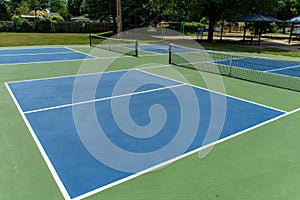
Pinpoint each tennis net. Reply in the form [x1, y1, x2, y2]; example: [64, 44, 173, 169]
[169, 43, 300, 92]
[90, 34, 138, 57]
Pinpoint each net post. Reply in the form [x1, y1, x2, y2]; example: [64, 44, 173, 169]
[228, 54, 233, 77]
[135, 40, 138, 57]
[168, 43, 172, 64]
[89, 34, 92, 47]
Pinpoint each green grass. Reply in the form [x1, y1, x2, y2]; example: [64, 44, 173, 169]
[0, 44, 300, 200]
[1, 32, 300, 57]
[0, 32, 90, 47]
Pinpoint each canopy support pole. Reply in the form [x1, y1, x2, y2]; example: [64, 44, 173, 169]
[242, 22, 247, 45]
[289, 22, 294, 44]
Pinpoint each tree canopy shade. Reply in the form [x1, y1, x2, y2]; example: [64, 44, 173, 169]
[230, 13, 283, 45]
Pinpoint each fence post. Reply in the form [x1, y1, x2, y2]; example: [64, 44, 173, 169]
[135, 40, 138, 57]
[168, 43, 172, 64]
[89, 34, 92, 47]
[229, 54, 233, 76]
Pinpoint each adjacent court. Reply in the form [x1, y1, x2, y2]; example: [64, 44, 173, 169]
[137, 43, 300, 79]
[7, 69, 285, 199]
[0, 47, 94, 65]
[215, 57, 300, 78]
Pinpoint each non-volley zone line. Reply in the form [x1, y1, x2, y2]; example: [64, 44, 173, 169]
[23, 83, 187, 114]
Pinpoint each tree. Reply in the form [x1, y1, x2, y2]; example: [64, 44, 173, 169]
[83, 0, 114, 21]
[276, 0, 300, 20]
[68, 0, 83, 17]
[122, 0, 149, 29]
[48, 0, 68, 19]
[0, 0, 9, 20]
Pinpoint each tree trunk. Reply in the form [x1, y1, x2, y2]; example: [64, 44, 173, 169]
[207, 14, 216, 42]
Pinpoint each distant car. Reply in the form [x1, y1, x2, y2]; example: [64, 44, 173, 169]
[156, 22, 169, 28]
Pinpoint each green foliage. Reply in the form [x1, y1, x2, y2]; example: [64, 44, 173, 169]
[15, 0, 30, 15]
[49, 0, 68, 19]
[0, 0, 9, 20]
[122, 0, 149, 29]
[3, 14, 56, 32]
[276, 0, 300, 20]
[84, 0, 115, 21]
[35, 17, 55, 32]
[68, 0, 83, 17]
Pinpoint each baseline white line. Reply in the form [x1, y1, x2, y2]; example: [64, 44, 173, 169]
[24, 83, 187, 114]
[136, 69, 287, 113]
[264, 64, 300, 72]
[5, 82, 71, 200]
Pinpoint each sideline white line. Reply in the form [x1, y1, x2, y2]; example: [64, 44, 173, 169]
[137, 69, 287, 113]
[287, 107, 300, 115]
[264, 64, 300, 72]
[5, 82, 71, 200]
[23, 83, 187, 114]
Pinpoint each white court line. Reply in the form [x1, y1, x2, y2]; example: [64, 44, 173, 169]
[0, 57, 97, 66]
[0, 51, 76, 57]
[64, 47, 98, 59]
[5, 82, 71, 200]
[264, 64, 300, 72]
[23, 83, 187, 114]
[6, 63, 170, 84]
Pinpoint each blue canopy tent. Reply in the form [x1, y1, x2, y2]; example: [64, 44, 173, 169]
[230, 13, 283, 45]
[286, 16, 300, 44]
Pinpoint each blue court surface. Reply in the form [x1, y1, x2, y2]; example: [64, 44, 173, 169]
[0, 47, 94, 65]
[7, 70, 285, 199]
[215, 57, 300, 78]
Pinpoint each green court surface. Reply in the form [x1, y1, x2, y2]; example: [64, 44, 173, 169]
[1, 45, 300, 200]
